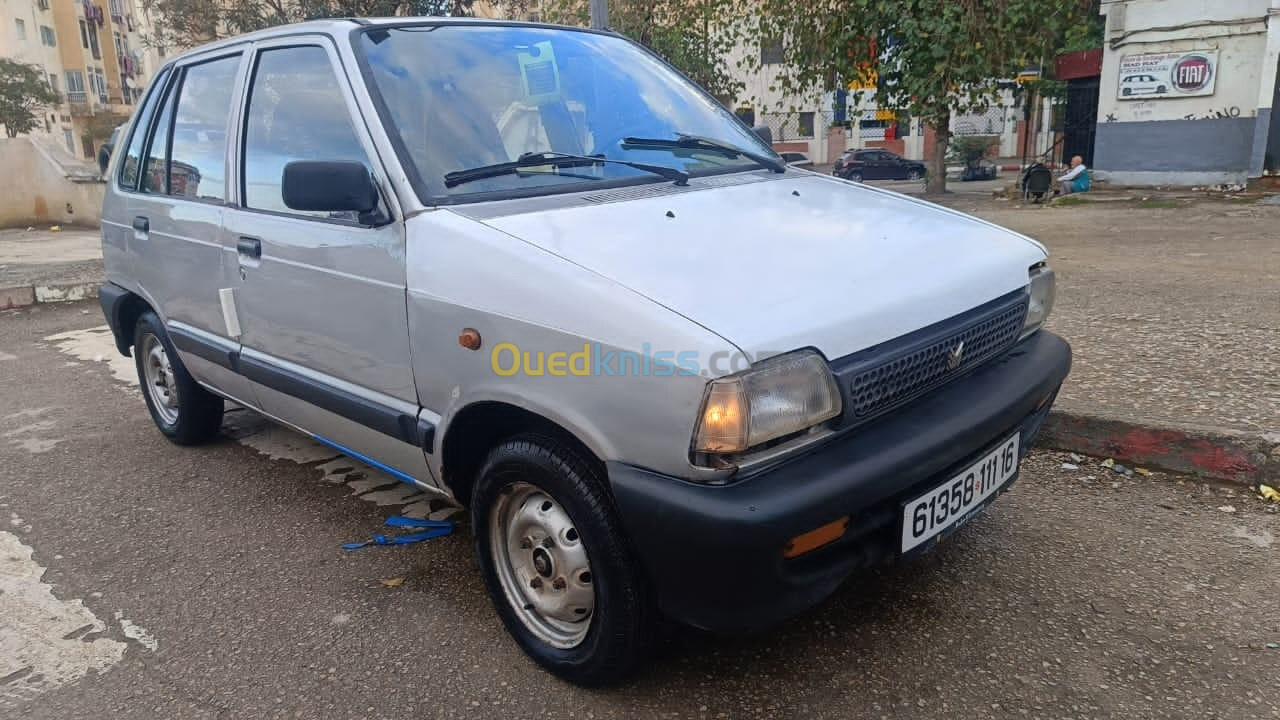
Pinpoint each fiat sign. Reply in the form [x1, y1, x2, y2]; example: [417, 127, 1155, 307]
[1172, 54, 1213, 93]
[1118, 50, 1218, 100]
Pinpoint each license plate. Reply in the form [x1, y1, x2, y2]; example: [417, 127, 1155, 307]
[900, 434, 1019, 553]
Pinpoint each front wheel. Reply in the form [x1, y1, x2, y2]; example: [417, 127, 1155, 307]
[134, 311, 223, 445]
[846, 170, 863, 183]
[907, 168, 923, 181]
[472, 434, 655, 686]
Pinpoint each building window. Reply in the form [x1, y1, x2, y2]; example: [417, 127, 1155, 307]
[89, 68, 108, 104]
[65, 70, 86, 103]
[39, 25, 56, 46]
[48, 73, 58, 92]
[77, 19, 99, 58]
[798, 111, 815, 138]
[761, 38, 784, 65]
[14, 18, 26, 41]
[64, 129, 75, 155]
[108, 0, 124, 18]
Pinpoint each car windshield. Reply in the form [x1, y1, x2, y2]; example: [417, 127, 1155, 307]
[355, 24, 774, 203]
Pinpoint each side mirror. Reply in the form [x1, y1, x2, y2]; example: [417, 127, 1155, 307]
[751, 124, 773, 145]
[282, 161, 378, 214]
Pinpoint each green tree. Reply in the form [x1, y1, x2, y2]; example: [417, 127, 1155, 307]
[751, 0, 1095, 193]
[0, 59, 61, 139]
[544, 0, 743, 102]
[143, 0, 476, 51]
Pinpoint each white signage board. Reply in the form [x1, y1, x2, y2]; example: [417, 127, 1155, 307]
[1118, 50, 1218, 100]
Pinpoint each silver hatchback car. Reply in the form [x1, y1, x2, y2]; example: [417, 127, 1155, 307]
[99, 18, 1070, 685]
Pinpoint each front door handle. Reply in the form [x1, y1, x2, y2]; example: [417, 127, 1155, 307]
[237, 236, 262, 259]
[132, 215, 149, 232]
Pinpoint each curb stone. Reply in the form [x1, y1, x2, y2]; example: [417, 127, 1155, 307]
[0, 282, 98, 309]
[1041, 410, 1278, 487]
[0, 285, 36, 309]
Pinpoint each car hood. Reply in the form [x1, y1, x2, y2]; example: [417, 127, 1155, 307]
[464, 173, 1047, 361]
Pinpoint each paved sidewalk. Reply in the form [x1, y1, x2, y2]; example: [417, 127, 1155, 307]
[936, 195, 1280, 483]
[0, 227, 102, 307]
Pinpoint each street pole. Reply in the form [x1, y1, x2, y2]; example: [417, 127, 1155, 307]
[589, 0, 608, 29]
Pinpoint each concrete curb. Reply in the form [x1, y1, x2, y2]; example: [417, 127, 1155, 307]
[0, 281, 98, 309]
[1041, 410, 1279, 487]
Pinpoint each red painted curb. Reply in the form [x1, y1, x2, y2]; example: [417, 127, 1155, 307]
[1040, 411, 1278, 486]
[0, 286, 36, 309]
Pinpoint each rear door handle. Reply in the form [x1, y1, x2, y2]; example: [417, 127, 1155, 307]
[237, 236, 262, 259]
[132, 216, 149, 232]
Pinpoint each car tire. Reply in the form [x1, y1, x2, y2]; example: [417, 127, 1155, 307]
[472, 433, 655, 686]
[1157, 85, 1167, 94]
[907, 168, 922, 181]
[133, 311, 224, 445]
[846, 170, 863, 183]
[1122, 88, 1131, 96]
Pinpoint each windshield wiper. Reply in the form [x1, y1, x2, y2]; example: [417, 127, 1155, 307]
[621, 134, 786, 173]
[444, 151, 689, 189]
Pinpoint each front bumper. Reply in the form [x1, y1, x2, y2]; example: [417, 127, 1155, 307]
[607, 330, 1071, 633]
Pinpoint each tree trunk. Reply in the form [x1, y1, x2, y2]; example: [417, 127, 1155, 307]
[926, 109, 950, 195]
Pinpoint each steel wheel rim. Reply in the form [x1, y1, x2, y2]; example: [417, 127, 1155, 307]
[140, 333, 179, 425]
[490, 480, 595, 649]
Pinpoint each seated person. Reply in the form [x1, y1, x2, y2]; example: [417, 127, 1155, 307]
[1057, 155, 1090, 195]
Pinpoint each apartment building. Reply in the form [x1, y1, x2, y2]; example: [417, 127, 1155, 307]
[1, 0, 165, 159]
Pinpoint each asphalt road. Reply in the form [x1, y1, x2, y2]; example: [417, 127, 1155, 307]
[1, 300, 1277, 719]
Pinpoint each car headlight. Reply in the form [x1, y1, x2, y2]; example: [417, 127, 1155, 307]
[693, 350, 842, 454]
[1022, 263, 1056, 338]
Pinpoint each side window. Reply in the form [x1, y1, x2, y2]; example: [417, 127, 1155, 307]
[118, 67, 169, 190]
[140, 77, 176, 194]
[242, 45, 374, 218]
[167, 54, 241, 202]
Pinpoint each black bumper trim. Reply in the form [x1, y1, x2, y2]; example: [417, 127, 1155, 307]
[166, 323, 435, 453]
[607, 331, 1071, 633]
[98, 283, 135, 357]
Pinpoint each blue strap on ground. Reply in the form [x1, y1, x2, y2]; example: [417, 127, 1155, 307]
[343, 516, 455, 550]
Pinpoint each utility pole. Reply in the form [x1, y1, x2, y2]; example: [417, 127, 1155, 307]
[589, 0, 608, 29]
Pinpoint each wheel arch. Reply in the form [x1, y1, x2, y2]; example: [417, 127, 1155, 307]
[441, 400, 607, 508]
[99, 283, 154, 357]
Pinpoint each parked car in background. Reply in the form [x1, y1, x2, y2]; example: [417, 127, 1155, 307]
[779, 151, 813, 169]
[99, 17, 1069, 687]
[97, 126, 123, 176]
[833, 149, 926, 182]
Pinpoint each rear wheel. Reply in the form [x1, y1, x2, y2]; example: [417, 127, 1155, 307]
[472, 433, 654, 686]
[134, 311, 223, 445]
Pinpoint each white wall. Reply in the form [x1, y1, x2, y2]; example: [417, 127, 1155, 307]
[0, 138, 104, 227]
[1098, 0, 1272, 124]
[1094, 0, 1279, 184]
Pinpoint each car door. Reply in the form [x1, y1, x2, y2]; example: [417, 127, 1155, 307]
[119, 50, 258, 405]
[858, 151, 877, 179]
[882, 152, 907, 179]
[220, 37, 432, 485]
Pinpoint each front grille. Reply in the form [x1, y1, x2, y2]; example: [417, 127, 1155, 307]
[831, 290, 1028, 427]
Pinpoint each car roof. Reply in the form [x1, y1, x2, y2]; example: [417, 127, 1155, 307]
[159, 17, 604, 67]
